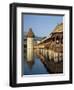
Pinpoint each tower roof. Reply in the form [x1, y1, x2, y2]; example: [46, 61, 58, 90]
[27, 28, 35, 37]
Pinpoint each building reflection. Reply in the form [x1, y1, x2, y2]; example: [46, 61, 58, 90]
[27, 60, 35, 69]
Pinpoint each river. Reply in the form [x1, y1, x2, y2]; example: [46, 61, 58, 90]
[23, 56, 49, 75]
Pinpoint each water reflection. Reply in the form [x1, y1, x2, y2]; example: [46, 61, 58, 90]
[24, 48, 63, 75]
[24, 56, 49, 75]
[27, 60, 34, 70]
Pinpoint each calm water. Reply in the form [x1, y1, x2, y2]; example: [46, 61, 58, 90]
[24, 56, 49, 75]
[23, 48, 63, 75]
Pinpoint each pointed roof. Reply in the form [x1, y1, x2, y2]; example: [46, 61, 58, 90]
[53, 23, 63, 33]
[27, 28, 35, 37]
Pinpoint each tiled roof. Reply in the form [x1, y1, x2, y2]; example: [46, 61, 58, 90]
[53, 23, 63, 33]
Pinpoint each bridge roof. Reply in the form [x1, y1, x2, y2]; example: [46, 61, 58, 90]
[36, 23, 63, 45]
[52, 23, 63, 33]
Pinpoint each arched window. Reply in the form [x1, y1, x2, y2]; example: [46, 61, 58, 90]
[56, 36, 59, 40]
[53, 37, 55, 41]
[56, 36, 60, 44]
[61, 36, 63, 44]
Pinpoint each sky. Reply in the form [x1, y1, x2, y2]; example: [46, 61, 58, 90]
[22, 14, 63, 37]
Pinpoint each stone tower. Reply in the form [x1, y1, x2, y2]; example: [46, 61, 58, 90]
[27, 28, 35, 62]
